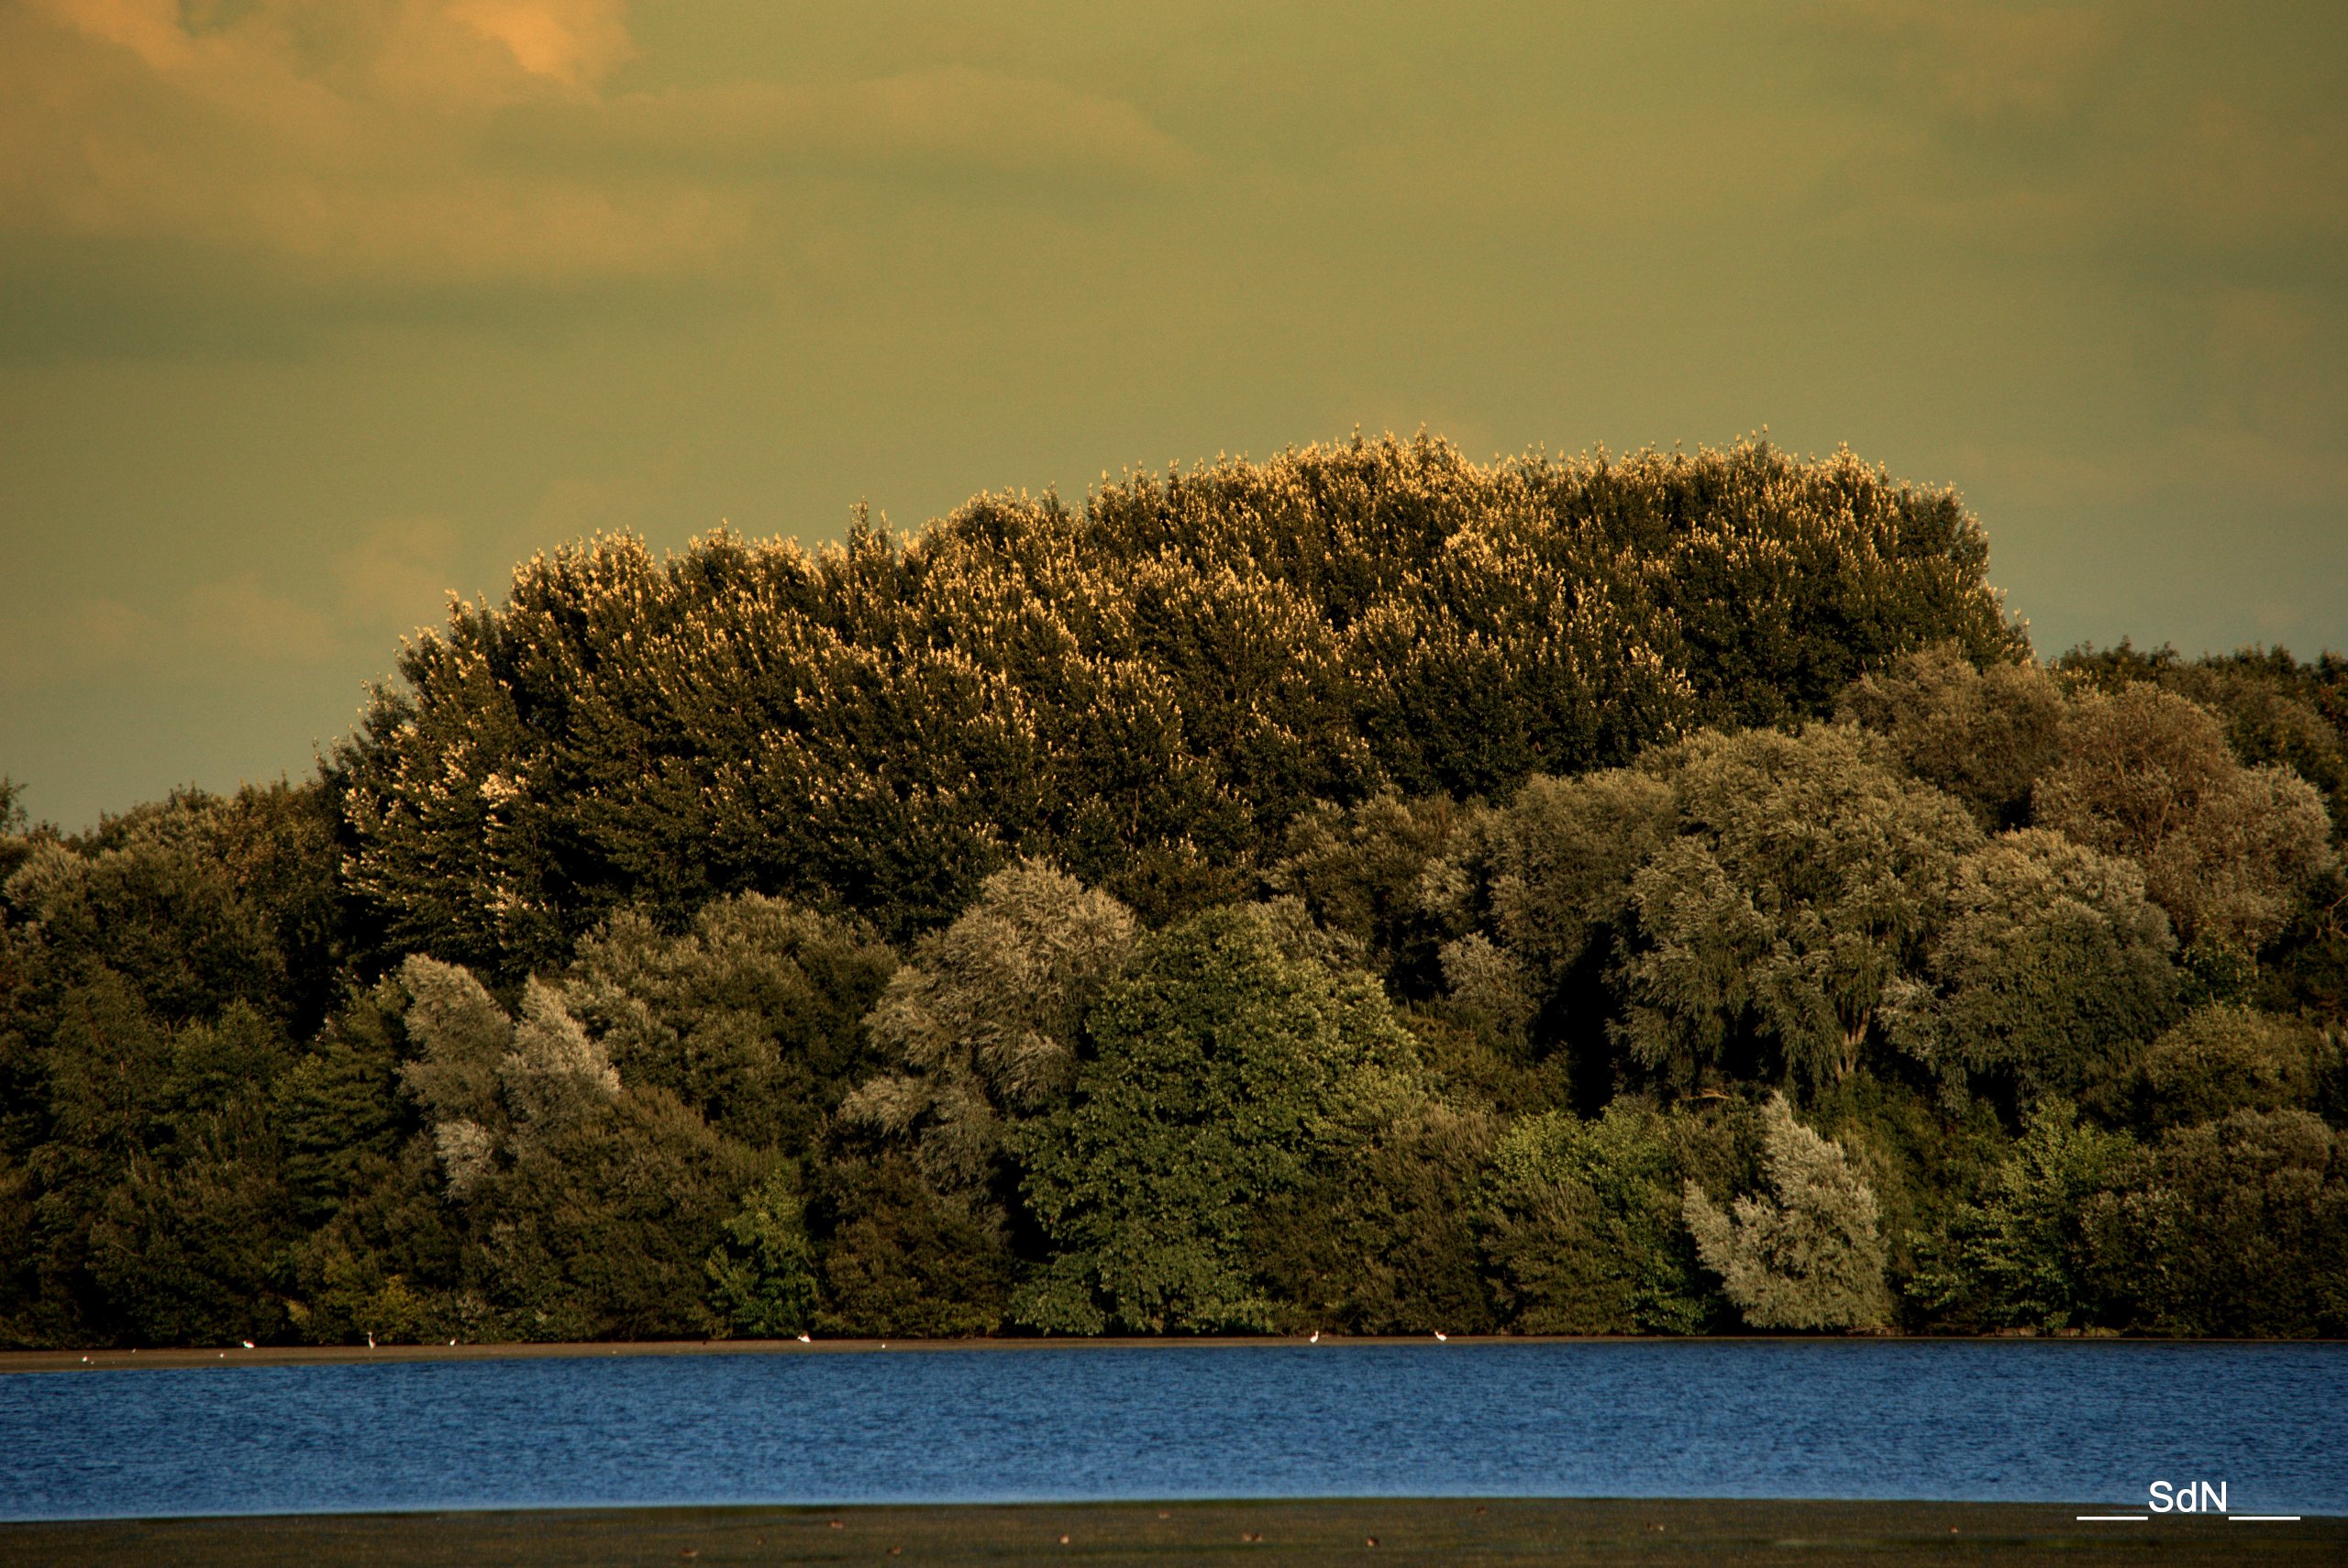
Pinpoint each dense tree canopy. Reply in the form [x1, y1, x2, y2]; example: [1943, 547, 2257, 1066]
[335, 436, 2019, 976]
[3, 436, 2343, 1347]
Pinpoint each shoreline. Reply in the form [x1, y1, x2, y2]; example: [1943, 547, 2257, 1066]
[3, 1498, 2339, 1566]
[6, 1331, 2342, 1375]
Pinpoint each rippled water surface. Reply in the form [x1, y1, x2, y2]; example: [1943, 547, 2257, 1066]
[2, 1340, 2341, 1519]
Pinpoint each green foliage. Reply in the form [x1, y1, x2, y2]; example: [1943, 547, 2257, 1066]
[1252, 1102, 1501, 1335]
[273, 979, 408, 1224]
[1268, 790, 1461, 1000]
[4, 783, 340, 1032]
[2055, 643, 2348, 835]
[84, 1102, 299, 1346]
[815, 1154, 1018, 1338]
[472, 1086, 762, 1341]
[1479, 1103, 1712, 1334]
[1615, 726, 1981, 1091]
[287, 1139, 465, 1346]
[564, 896, 896, 1154]
[1013, 904, 1424, 1333]
[12, 448, 2348, 1348]
[2036, 684, 2335, 956]
[1884, 830, 2178, 1105]
[1683, 1093, 1890, 1331]
[388, 955, 763, 1341]
[1838, 645, 2067, 831]
[2121, 1006, 2334, 1129]
[1909, 1101, 2134, 1332]
[844, 859, 1135, 1190]
[337, 436, 2018, 975]
[705, 1168, 819, 1338]
[2084, 1110, 2348, 1337]
[1441, 769, 1678, 1006]
[396, 955, 512, 1139]
[0, 785, 338, 1339]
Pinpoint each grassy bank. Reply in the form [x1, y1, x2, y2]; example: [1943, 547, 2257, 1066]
[2, 1499, 2338, 1567]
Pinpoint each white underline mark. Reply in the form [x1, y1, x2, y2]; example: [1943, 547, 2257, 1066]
[2229, 1516, 2300, 1522]
[2076, 1515, 2148, 1521]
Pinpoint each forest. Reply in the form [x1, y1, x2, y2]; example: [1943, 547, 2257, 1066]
[3, 433, 2343, 1347]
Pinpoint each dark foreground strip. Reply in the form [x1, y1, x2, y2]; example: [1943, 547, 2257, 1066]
[1, 1497, 2338, 1567]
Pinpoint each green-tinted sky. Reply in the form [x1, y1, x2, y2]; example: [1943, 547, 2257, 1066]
[3, 1, 2343, 829]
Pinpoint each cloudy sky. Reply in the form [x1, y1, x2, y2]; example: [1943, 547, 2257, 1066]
[2, 0, 2342, 828]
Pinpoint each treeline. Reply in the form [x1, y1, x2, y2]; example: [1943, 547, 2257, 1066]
[2, 435, 2342, 1347]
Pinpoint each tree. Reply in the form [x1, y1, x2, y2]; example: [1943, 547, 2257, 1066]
[338, 437, 2020, 973]
[84, 1102, 300, 1346]
[1439, 769, 1678, 1003]
[814, 1152, 1017, 1337]
[1613, 725, 1981, 1091]
[1837, 644, 2067, 831]
[1908, 1100, 2133, 1332]
[2123, 1006, 2334, 1129]
[1251, 1101, 1501, 1335]
[1266, 790, 1462, 999]
[563, 896, 896, 1154]
[2035, 685, 2334, 959]
[1480, 1102, 1711, 1334]
[273, 978, 408, 1225]
[0, 793, 322, 1346]
[705, 1167, 818, 1338]
[2084, 1110, 2348, 1337]
[396, 955, 513, 1197]
[1883, 830, 2177, 1104]
[1683, 1093, 1890, 1331]
[841, 859, 1136, 1191]
[1013, 904, 1425, 1333]
[473, 1087, 762, 1341]
[392, 953, 761, 1340]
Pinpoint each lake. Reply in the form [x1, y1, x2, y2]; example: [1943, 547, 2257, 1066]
[1, 1341, 2341, 1520]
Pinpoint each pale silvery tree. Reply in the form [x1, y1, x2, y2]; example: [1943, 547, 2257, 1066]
[1683, 1093, 1890, 1331]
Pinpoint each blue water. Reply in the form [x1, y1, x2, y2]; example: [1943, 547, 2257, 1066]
[0, 1341, 2341, 1520]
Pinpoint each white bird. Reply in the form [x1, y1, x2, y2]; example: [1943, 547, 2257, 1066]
[366, 1333, 376, 1349]
[449, 1339, 457, 1346]
[1434, 1332, 1447, 1342]
[241, 1340, 255, 1349]
[1309, 1331, 1320, 1343]
[796, 1333, 812, 1343]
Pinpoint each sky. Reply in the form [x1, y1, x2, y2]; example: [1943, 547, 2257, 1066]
[2, 1, 2343, 830]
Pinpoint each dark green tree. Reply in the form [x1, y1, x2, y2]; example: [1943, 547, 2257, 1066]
[1883, 829, 2178, 1105]
[338, 437, 2020, 975]
[1013, 904, 1426, 1333]
[1837, 645, 2067, 831]
[1908, 1100, 2133, 1332]
[1479, 1102, 1712, 1334]
[563, 894, 896, 1154]
[2084, 1110, 2348, 1337]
